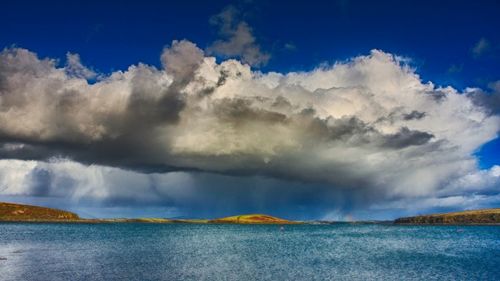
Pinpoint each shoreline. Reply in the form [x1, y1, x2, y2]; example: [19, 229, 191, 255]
[1, 220, 499, 226]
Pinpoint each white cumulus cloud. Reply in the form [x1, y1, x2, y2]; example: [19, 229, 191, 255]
[0, 41, 499, 218]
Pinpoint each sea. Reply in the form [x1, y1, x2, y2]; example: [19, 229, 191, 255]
[0, 223, 499, 281]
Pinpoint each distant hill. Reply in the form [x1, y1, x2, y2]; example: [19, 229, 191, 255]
[86, 218, 173, 223]
[0, 202, 80, 222]
[0, 202, 298, 224]
[395, 208, 500, 224]
[209, 214, 297, 224]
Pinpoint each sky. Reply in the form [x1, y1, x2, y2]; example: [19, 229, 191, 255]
[0, 0, 499, 220]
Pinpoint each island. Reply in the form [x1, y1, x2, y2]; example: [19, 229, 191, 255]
[394, 208, 500, 225]
[209, 214, 299, 224]
[0, 202, 298, 224]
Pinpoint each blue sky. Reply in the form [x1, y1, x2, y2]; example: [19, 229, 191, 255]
[0, 0, 499, 220]
[2, 1, 499, 87]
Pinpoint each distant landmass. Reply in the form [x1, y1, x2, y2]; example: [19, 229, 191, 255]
[0, 202, 80, 222]
[0, 202, 297, 224]
[3, 202, 498, 225]
[209, 214, 299, 224]
[395, 208, 500, 225]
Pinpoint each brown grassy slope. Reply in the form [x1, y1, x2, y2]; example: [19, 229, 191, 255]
[395, 208, 500, 224]
[0, 202, 80, 221]
[209, 214, 298, 224]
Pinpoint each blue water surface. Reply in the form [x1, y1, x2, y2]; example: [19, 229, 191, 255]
[0, 223, 499, 281]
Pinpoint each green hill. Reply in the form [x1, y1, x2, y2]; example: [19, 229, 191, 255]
[395, 208, 500, 224]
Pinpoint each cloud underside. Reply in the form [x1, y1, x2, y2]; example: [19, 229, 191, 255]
[0, 42, 499, 218]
